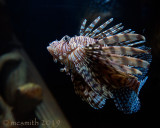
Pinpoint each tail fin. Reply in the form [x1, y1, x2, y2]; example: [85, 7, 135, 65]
[112, 87, 140, 114]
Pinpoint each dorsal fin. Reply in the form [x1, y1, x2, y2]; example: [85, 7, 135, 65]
[94, 23, 123, 39]
[83, 16, 101, 36]
[89, 18, 113, 37]
[80, 19, 87, 36]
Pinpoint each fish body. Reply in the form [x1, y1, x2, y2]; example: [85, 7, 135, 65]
[47, 16, 152, 114]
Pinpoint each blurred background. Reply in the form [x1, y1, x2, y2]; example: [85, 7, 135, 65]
[0, 0, 159, 127]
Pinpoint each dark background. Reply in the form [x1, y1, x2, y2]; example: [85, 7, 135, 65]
[3, 0, 160, 127]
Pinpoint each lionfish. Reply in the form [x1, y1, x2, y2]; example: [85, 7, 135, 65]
[47, 16, 152, 114]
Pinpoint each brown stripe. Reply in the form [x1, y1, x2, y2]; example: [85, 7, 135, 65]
[131, 67, 136, 74]
[101, 33, 106, 38]
[121, 56, 129, 65]
[103, 37, 109, 44]
[99, 45, 102, 50]
[85, 30, 90, 33]
[120, 65, 127, 72]
[126, 78, 134, 87]
[106, 54, 111, 58]
[107, 29, 113, 34]
[81, 28, 85, 31]
[130, 78, 139, 92]
[120, 46, 126, 55]
[88, 26, 94, 29]
[108, 46, 115, 54]
[137, 59, 143, 67]
[130, 47, 137, 54]
[113, 35, 120, 43]
[136, 34, 143, 40]
[124, 34, 130, 41]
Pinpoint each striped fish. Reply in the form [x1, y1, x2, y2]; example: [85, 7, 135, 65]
[47, 16, 152, 114]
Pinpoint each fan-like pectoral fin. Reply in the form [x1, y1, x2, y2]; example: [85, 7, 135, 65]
[75, 65, 113, 98]
[72, 70, 108, 109]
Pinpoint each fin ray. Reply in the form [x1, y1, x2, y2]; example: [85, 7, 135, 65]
[94, 23, 123, 39]
[72, 72, 107, 109]
[98, 34, 145, 45]
[113, 88, 141, 114]
[89, 18, 113, 37]
[106, 54, 150, 68]
[83, 16, 101, 36]
[80, 19, 87, 36]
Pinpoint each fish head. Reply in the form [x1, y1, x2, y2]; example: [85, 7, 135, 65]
[47, 35, 71, 64]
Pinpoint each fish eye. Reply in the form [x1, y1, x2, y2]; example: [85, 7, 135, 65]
[62, 35, 70, 42]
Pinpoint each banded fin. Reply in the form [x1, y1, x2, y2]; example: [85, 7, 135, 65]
[103, 46, 148, 55]
[76, 65, 112, 98]
[98, 34, 145, 45]
[84, 42, 149, 92]
[116, 30, 139, 46]
[94, 23, 123, 39]
[80, 19, 87, 36]
[117, 29, 132, 34]
[133, 45, 152, 82]
[82, 53, 141, 112]
[109, 60, 142, 75]
[86, 46, 148, 56]
[125, 40, 145, 47]
[113, 87, 140, 114]
[83, 16, 101, 36]
[106, 54, 150, 68]
[118, 38, 145, 47]
[72, 72, 106, 109]
[89, 18, 113, 37]
[84, 52, 140, 92]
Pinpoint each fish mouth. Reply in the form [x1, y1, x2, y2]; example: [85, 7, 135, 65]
[47, 46, 60, 63]
[47, 46, 58, 58]
[47, 46, 53, 55]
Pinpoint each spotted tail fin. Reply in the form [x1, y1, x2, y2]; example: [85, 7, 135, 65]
[112, 87, 140, 114]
